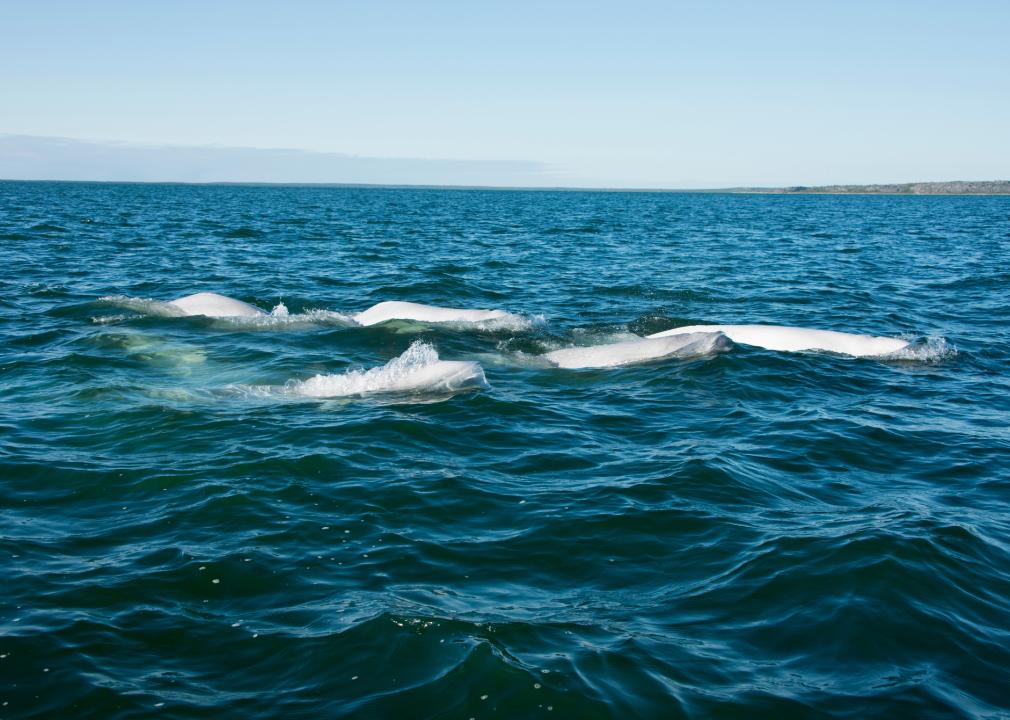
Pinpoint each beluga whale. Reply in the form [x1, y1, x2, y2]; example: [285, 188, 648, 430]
[543, 331, 732, 369]
[647, 324, 908, 357]
[353, 301, 514, 327]
[167, 292, 266, 318]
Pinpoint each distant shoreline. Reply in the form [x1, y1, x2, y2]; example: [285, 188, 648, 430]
[1, 178, 1008, 195]
[725, 181, 1010, 196]
[727, 190, 1010, 196]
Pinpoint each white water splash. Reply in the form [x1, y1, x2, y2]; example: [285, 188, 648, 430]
[442, 312, 545, 333]
[290, 341, 488, 397]
[378, 312, 546, 335]
[885, 336, 957, 363]
[210, 307, 357, 330]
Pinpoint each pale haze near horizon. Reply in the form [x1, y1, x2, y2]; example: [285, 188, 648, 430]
[1, 0, 1008, 188]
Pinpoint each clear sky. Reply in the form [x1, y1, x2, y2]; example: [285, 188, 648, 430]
[2, 0, 1008, 187]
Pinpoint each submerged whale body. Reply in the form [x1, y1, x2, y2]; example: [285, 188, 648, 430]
[353, 301, 511, 327]
[544, 331, 732, 369]
[647, 324, 908, 357]
[168, 292, 265, 318]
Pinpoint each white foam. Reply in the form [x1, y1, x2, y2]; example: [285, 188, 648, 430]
[647, 324, 909, 357]
[886, 335, 957, 362]
[291, 341, 489, 397]
[544, 331, 731, 369]
[440, 312, 545, 333]
[210, 306, 357, 330]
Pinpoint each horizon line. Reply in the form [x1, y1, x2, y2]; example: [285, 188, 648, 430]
[2, 177, 1009, 196]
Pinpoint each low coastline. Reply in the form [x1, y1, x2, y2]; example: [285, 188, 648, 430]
[725, 180, 1010, 195]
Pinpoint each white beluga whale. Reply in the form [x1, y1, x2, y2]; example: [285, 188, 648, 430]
[647, 324, 908, 357]
[168, 292, 265, 318]
[544, 331, 731, 369]
[353, 300, 513, 327]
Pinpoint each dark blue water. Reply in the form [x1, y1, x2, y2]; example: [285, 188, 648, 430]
[2, 181, 1009, 719]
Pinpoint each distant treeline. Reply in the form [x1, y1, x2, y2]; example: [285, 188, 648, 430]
[739, 181, 1010, 195]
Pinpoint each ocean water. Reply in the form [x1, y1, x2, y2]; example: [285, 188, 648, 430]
[2, 181, 1009, 719]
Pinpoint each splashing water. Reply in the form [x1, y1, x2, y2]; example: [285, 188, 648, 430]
[291, 341, 489, 397]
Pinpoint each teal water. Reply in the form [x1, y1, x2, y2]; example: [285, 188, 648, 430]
[2, 181, 1009, 719]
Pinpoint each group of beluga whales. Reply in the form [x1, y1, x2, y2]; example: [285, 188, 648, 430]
[156, 292, 911, 391]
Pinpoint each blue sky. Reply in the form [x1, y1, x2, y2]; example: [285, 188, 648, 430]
[1, 0, 1008, 187]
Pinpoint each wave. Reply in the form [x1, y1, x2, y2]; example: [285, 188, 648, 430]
[289, 341, 489, 397]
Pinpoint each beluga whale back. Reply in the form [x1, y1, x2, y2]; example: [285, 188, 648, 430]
[647, 324, 908, 357]
[544, 331, 732, 369]
[353, 301, 512, 327]
[168, 292, 265, 318]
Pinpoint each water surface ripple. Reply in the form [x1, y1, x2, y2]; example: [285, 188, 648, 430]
[2, 182, 1009, 719]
